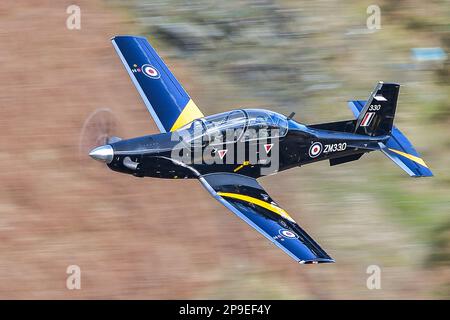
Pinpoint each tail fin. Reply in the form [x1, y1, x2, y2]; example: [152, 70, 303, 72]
[348, 87, 433, 177]
[354, 82, 400, 136]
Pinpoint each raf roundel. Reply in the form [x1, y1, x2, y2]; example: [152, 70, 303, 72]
[141, 64, 160, 79]
[309, 142, 323, 158]
[279, 229, 299, 239]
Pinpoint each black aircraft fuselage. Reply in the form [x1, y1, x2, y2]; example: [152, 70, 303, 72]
[94, 109, 388, 180]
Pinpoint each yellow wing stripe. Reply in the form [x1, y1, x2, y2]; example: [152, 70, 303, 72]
[170, 99, 204, 132]
[388, 148, 429, 168]
[233, 161, 250, 173]
[217, 192, 296, 222]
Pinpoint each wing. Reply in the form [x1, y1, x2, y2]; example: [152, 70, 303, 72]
[112, 35, 204, 133]
[199, 173, 334, 264]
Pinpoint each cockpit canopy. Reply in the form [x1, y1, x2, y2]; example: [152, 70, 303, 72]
[178, 109, 288, 146]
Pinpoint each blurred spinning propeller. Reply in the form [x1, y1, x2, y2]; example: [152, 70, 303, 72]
[79, 108, 122, 161]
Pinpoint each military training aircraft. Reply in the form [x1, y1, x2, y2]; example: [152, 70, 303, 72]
[89, 36, 432, 264]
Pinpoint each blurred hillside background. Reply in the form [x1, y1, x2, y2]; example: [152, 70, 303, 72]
[0, 0, 448, 299]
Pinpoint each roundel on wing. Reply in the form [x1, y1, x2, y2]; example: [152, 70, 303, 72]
[141, 64, 160, 79]
[279, 229, 299, 239]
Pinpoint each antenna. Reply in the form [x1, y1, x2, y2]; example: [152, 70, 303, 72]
[287, 112, 296, 120]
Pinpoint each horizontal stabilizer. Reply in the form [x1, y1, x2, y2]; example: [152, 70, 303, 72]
[348, 100, 366, 117]
[379, 127, 433, 177]
[349, 100, 432, 177]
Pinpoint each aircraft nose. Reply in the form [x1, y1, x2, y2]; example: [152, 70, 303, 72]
[89, 145, 114, 164]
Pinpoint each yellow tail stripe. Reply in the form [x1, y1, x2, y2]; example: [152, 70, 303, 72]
[170, 99, 204, 132]
[217, 192, 295, 222]
[388, 148, 429, 168]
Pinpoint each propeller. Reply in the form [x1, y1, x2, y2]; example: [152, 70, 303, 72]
[79, 108, 122, 161]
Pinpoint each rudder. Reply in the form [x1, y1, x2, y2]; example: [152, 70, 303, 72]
[355, 82, 400, 136]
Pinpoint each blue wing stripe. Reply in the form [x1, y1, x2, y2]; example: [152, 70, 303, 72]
[112, 36, 201, 132]
[199, 176, 304, 262]
[214, 192, 303, 262]
[112, 39, 166, 132]
[199, 174, 334, 264]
